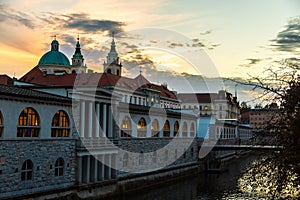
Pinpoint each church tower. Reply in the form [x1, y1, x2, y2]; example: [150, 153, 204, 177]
[71, 36, 86, 73]
[103, 32, 122, 76]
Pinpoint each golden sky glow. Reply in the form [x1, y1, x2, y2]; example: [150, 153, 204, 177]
[0, 0, 300, 79]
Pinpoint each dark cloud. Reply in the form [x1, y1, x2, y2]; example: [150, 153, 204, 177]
[271, 16, 300, 52]
[42, 13, 126, 34]
[60, 34, 76, 45]
[191, 38, 205, 47]
[0, 3, 35, 29]
[199, 30, 212, 35]
[169, 42, 184, 48]
[240, 58, 271, 68]
[283, 57, 300, 63]
[247, 58, 262, 65]
[166, 38, 219, 50]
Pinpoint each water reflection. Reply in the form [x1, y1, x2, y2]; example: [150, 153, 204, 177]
[113, 155, 272, 200]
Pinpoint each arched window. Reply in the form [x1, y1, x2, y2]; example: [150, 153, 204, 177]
[151, 119, 160, 137]
[123, 153, 128, 167]
[121, 116, 132, 137]
[173, 121, 179, 137]
[137, 118, 147, 137]
[107, 69, 112, 74]
[21, 159, 33, 181]
[0, 111, 3, 137]
[55, 157, 64, 176]
[182, 122, 188, 137]
[190, 123, 195, 137]
[51, 110, 70, 137]
[139, 151, 144, 165]
[17, 107, 40, 137]
[163, 120, 170, 137]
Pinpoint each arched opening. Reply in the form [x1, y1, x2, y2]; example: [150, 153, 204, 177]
[51, 110, 70, 137]
[107, 68, 112, 74]
[117, 69, 120, 76]
[151, 119, 160, 137]
[163, 120, 170, 137]
[55, 157, 64, 176]
[182, 122, 188, 137]
[190, 123, 195, 137]
[173, 121, 179, 137]
[121, 116, 132, 137]
[17, 107, 40, 137]
[0, 111, 3, 137]
[137, 117, 147, 137]
[21, 159, 33, 181]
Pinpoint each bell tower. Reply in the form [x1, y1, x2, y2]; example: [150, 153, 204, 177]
[103, 32, 122, 76]
[71, 35, 86, 73]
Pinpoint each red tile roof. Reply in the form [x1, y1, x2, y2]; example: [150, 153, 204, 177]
[0, 74, 13, 86]
[19, 67, 178, 100]
[178, 93, 218, 103]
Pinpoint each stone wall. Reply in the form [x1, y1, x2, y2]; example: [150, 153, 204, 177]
[0, 139, 76, 198]
[117, 138, 201, 176]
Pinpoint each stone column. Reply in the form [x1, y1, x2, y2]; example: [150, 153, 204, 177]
[102, 104, 107, 137]
[111, 154, 117, 179]
[108, 105, 113, 138]
[101, 155, 105, 180]
[80, 101, 85, 137]
[88, 102, 93, 138]
[95, 103, 100, 137]
[86, 155, 90, 183]
[108, 155, 112, 179]
[77, 156, 83, 184]
[93, 156, 98, 182]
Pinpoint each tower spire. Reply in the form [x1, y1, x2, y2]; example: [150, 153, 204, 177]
[110, 31, 116, 53]
[103, 31, 122, 76]
[72, 35, 84, 69]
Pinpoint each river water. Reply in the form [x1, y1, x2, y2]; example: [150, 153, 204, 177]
[114, 155, 272, 200]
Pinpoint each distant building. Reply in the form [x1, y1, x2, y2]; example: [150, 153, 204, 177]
[178, 90, 240, 120]
[248, 108, 280, 130]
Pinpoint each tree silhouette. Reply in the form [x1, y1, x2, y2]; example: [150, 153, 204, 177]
[236, 62, 300, 198]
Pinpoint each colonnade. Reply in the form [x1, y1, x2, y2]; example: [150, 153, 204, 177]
[77, 154, 117, 184]
[79, 101, 114, 138]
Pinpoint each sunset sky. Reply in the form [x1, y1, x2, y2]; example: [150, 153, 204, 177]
[0, 0, 300, 82]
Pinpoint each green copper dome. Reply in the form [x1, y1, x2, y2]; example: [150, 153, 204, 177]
[38, 39, 70, 66]
[38, 51, 70, 66]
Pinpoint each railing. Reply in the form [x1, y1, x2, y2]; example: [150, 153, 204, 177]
[77, 137, 119, 150]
